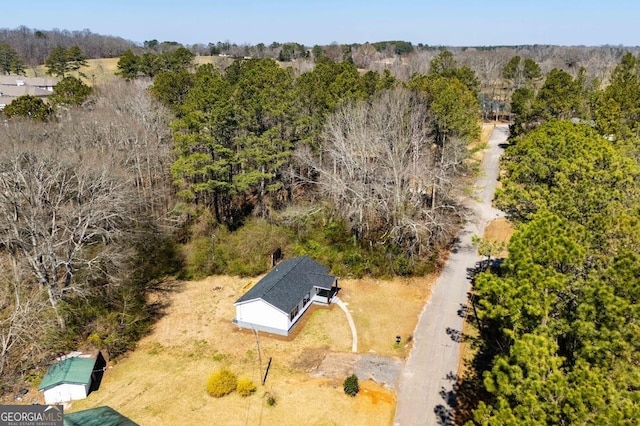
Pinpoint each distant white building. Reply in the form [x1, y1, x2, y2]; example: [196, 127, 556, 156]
[0, 76, 58, 109]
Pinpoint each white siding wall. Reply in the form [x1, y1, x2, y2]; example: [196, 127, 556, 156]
[43, 383, 89, 404]
[235, 300, 289, 333]
[289, 299, 309, 327]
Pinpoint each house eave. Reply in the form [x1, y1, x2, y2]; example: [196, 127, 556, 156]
[234, 298, 288, 315]
[39, 381, 90, 392]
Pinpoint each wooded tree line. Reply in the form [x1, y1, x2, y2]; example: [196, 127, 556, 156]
[116, 47, 196, 79]
[463, 53, 640, 425]
[0, 80, 179, 393]
[0, 26, 135, 65]
[3, 25, 638, 90]
[149, 52, 481, 271]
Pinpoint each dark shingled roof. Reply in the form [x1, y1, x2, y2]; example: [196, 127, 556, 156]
[235, 256, 336, 313]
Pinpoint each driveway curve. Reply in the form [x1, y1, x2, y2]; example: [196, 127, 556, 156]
[393, 124, 509, 426]
[334, 296, 358, 353]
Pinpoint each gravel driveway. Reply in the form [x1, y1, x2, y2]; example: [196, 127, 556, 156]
[311, 352, 403, 391]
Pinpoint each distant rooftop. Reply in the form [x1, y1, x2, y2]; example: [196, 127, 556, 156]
[0, 85, 52, 97]
[0, 75, 58, 86]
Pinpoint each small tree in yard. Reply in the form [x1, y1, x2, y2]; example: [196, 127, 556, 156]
[237, 377, 257, 397]
[343, 374, 359, 397]
[206, 368, 237, 397]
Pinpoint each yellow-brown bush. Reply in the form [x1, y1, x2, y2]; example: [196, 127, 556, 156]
[237, 377, 257, 397]
[206, 368, 237, 397]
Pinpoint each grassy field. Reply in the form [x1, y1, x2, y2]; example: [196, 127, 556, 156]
[24, 55, 232, 86]
[67, 273, 435, 425]
[26, 57, 121, 86]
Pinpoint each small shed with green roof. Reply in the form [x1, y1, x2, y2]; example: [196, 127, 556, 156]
[64, 406, 138, 426]
[38, 355, 98, 404]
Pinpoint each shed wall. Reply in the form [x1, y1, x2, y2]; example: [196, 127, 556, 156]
[43, 383, 89, 404]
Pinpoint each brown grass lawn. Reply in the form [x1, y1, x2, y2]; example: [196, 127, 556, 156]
[68, 273, 436, 425]
[25, 55, 229, 86]
[483, 217, 516, 258]
[480, 123, 495, 146]
[24, 56, 232, 87]
[340, 277, 432, 357]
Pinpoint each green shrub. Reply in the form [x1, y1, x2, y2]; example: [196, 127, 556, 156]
[206, 368, 237, 397]
[217, 219, 292, 276]
[3, 94, 52, 121]
[343, 374, 359, 397]
[87, 332, 102, 347]
[237, 377, 257, 397]
[265, 392, 277, 406]
[181, 204, 439, 279]
[183, 218, 292, 278]
[183, 236, 217, 279]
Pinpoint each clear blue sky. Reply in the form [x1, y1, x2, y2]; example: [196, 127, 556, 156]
[4, 1, 639, 47]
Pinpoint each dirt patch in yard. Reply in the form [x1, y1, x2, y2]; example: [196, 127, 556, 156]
[67, 272, 436, 425]
[360, 380, 396, 405]
[290, 345, 331, 372]
[312, 353, 403, 391]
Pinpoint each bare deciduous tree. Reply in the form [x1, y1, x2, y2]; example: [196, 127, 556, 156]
[0, 78, 175, 392]
[351, 43, 380, 69]
[0, 255, 52, 391]
[55, 79, 174, 218]
[297, 88, 462, 256]
[0, 134, 137, 330]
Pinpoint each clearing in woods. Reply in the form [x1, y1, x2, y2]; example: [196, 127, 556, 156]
[68, 273, 435, 425]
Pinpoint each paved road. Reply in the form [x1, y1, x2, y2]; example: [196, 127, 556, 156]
[393, 124, 509, 426]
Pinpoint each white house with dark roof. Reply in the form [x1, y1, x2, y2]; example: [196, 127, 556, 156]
[233, 256, 339, 336]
